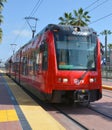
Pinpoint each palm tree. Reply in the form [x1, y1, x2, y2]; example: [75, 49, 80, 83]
[58, 8, 91, 26]
[0, 0, 7, 43]
[58, 12, 73, 25]
[108, 43, 112, 49]
[0, 0, 7, 10]
[71, 8, 91, 26]
[100, 30, 112, 61]
[0, 28, 2, 43]
[0, 13, 3, 24]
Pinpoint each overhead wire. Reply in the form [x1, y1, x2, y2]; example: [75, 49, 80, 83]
[29, 0, 44, 17]
[89, 12, 112, 25]
[12, 0, 44, 44]
[88, 0, 110, 13]
[84, 0, 111, 25]
[12, 22, 27, 44]
[84, 0, 101, 10]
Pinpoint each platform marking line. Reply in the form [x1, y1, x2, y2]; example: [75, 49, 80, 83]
[102, 85, 112, 90]
[0, 109, 19, 122]
[102, 85, 112, 88]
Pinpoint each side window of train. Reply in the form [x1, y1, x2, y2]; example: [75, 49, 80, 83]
[41, 41, 48, 70]
[32, 51, 38, 74]
[35, 50, 41, 70]
[22, 56, 28, 75]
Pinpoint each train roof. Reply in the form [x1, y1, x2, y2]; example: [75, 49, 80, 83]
[35, 24, 96, 36]
[23, 24, 97, 45]
[43, 24, 97, 35]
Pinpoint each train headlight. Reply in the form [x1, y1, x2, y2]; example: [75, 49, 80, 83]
[57, 78, 68, 83]
[63, 78, 68, 83]
[89, 78, 96, 83]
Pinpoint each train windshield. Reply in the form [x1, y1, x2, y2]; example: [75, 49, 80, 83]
[54, 32, 97, 70]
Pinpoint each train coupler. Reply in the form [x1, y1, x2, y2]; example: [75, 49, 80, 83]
[74, 90, 90, 103]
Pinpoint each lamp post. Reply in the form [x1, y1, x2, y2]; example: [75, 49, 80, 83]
[25, 17, 38, 38]
[105, 33, 107, 62]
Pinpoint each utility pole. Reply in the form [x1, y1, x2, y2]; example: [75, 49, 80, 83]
[100, 30, 112, 62]
[25, 17, 38, 38]
[10, 43, 17, 55]
[105, 33, 107, 62]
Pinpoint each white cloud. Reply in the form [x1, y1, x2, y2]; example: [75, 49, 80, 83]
[13, 29, 31, 38]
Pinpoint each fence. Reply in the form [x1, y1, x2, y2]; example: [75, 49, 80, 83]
[102, 65, 112, 79]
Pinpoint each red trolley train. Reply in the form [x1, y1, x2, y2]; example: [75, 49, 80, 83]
[6, 24, 102, 105]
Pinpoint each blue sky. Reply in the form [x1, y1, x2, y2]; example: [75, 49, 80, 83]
[0, 0, 112, 63]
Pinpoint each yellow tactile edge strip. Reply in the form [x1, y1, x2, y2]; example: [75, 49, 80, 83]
[102, 85, 112, 90]
[0, 109, 19, 122]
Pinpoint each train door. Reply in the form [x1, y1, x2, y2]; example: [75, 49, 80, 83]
[39, 40, 48, 91]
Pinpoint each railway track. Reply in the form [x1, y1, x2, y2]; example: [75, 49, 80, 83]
[50, 89, 112, 130]
[88, 106, 112, 119]
[89, 89, 112, 120]
[52, 102, 112, 130]
[53, 104, 88, 130]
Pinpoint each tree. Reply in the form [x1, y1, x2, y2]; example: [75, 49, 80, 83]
[58, 12, 73, 25]
[0, 13, 3, 24]
[58, 8, 91, 26]
[100, 30, 112, 60]
[0, 28, 2, 43]
[71, 8, 91, 26]
[0, 0, 7, 10]
[0, 0, 7, 43]
[108, 43, 112, 49]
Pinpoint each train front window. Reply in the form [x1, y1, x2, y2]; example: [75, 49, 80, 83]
[55, 33, 97, 70]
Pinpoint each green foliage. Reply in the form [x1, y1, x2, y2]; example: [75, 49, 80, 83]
[0, 0, 7, 10]
[0, 0, 7, 43]
[108, 44, 112, 49]
[58, 8, 91, 26]
[0, 13, 3, 24]
[100, 30, 112, 36]
[59, 12, 73, 25]
[0, 28, 2, 42]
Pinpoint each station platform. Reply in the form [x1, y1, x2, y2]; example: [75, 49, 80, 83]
[0, 73, 65, 130]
